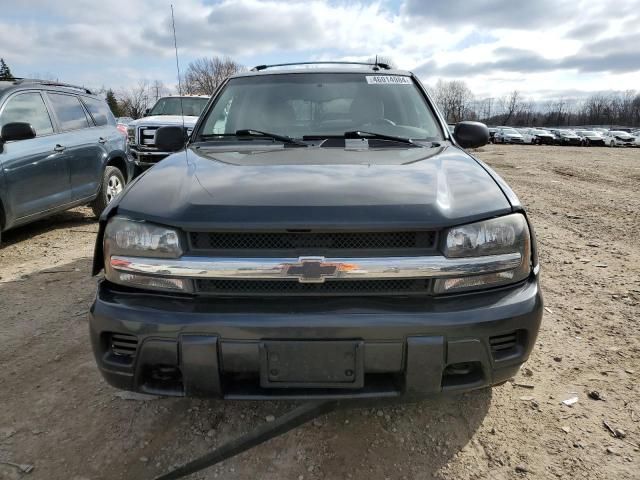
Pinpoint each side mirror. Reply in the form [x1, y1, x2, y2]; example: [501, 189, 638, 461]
[155, 126, 187, 152]
[453, 121, 489, 149]
[144, 108, 150, 116]
[1, 122, 36, 142]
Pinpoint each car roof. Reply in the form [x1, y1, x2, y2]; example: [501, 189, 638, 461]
[231, 67, 414, 79]
[0, 79, 102, 100]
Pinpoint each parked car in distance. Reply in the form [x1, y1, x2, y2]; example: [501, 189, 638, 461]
[494, 127, 524, 144]
[90, 62, 542, 400]
[0, 79, 132, 244]
[522, 128, 555, 145]
[574, 130, 605, 146]
[488, 127, 497, 143]
[550, 129, 582, 146]
[604, 130, 635, 147]
[126, 95, 209, 169]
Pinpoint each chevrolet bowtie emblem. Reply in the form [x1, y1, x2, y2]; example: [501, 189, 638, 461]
[284, 257, 339, 283]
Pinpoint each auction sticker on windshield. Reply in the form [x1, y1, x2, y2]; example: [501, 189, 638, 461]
[366, 75, 412, 85]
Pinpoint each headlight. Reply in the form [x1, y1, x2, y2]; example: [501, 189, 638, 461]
[104, 217, 190, 292]
[105, 217, 183, 258]
[434, 213, 532, 294]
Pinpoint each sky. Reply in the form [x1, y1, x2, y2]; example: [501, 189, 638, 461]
[1, 0, 639, 100]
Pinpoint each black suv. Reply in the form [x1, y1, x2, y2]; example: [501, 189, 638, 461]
[0, 79, 132, 243]
[90, 63, 543, 400]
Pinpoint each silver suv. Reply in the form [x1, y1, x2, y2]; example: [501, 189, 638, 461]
[126, 95, 209, 168]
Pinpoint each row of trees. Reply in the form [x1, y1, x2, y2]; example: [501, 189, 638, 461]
[431, 80, 640, 128]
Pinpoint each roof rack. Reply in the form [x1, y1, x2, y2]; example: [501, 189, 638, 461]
[9, 78, 93, 95]
[250, 61, 392, 72]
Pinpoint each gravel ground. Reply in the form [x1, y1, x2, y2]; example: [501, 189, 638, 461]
[0, 144, 639, 480]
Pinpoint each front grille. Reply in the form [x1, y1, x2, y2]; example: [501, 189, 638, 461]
[189, 231, 436, 254]
[109, 333, 138, 357]
[195, 278, 431, 296]
[138, 126, 160, 148]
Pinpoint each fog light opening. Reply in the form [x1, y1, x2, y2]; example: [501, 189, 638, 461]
[141, 364, 184, 396]
[442, 361, 484, 389]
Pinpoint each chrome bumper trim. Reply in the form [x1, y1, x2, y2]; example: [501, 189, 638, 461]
[110, 253, 523, 282]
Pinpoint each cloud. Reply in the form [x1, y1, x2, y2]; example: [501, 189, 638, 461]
[402, 0, 572, 28]
[416, 34, 640, 77]
[565, 21, 609, 40]
[0, 0, 638, 97]
[142, 0, 400, 57]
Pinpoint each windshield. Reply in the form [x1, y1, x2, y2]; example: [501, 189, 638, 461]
[198, 73, 443, 141]
[502, 128, 519, 134]
[579, 131, 597, 135]
[149, 97, 208, 117]
[531, 129, 547, 134]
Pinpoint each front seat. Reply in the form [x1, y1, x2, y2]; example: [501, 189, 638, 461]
[258, 98, 296, 132]
[349, 92, 385, 127]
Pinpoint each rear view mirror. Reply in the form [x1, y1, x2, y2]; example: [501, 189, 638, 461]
[453, 121, 489, 149]
[155, 126, 187, 152]
[1, 122, 36, 142]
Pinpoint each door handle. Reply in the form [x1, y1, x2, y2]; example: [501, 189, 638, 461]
[54, 144, 66, 152]
[98, 137, 107, 144]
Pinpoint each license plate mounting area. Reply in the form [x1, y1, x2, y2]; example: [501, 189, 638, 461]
[259, 340, 364, 389]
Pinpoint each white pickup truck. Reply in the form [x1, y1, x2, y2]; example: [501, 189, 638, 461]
[126, 95, 209, 168]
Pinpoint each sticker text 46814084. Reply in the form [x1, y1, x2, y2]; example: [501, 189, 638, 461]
[365, 76, 412, 85]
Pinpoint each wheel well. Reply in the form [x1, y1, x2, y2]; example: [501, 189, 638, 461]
[106, 156, 128, 181]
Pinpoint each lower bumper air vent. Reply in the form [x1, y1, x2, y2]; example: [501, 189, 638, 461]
[489, 331, 523, 361]
[108, 333, 138, 364]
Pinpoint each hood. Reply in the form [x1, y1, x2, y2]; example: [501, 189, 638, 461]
[128, 115, 200, 127]
[116, 144, 513, 230]
[506, 133, 523, 138]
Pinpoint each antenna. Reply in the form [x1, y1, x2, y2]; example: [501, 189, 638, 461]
[170, 5, 186, 138]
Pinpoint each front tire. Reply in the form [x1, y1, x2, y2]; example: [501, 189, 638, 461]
[91, 166, 125, 218]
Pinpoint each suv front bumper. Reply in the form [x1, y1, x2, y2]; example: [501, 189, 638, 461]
[127, 147, 170, 168]
[90, 276, 543, 399]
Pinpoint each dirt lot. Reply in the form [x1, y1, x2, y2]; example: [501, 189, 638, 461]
[1, 145, 639, 480]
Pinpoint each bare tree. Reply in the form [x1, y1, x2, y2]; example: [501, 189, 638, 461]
[119, 81, 151, 119]
[432, 79, 474, 123]
[183, 57, 245, 96]
[502, 90, 521, 125]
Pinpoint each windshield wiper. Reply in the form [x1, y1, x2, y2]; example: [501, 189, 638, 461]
[234, 129, 308, 147]
[343, 131, 420, 147]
